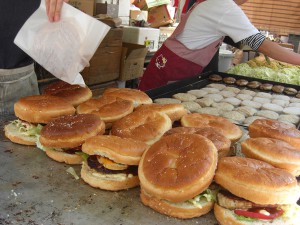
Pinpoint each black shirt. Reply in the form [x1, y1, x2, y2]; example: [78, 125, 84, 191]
[0, 0, 40, 69]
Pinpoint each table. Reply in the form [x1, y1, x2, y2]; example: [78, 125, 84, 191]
[0, 115, 218, 225]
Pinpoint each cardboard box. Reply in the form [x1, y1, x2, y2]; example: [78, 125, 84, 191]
[81, 28, 123, 85]
[69, 0, 95, 16]
[122, 26, 160, 52]
[148, 4, 175, 28]
[95, 2, 119, 18]
[133, 0, 170, 10]
[158, 26, 176, 48]
[119, 43, 148, 81]
[130, 10, 148, 20]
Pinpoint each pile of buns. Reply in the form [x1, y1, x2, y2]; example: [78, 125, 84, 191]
[4, 81, 300, 224]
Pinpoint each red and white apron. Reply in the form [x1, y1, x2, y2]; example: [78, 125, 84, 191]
[138, 0, 224, 91]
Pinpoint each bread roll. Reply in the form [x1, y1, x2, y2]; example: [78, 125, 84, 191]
[248, 118, 300, 149]
[181, 113, 243, 142]
[42, 80, 92, 106]
[111, 110, 172, 145]
[138, 133, 218, 203]
[215, 157, 300, 205]
[241, 137, 300, 176]
[14, 95, 75, 124]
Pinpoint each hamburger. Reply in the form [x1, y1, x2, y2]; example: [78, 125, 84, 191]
[80, 135, 149, 191]
[138, 133, 218, 219]
[241, 137, 300, 177]
[248, 118, 300, 149]
[214, 157, 300, 225]
[164, 126, 231, 158]
[4, 95, 76, 145]
[181, 113, 243, 143]
[38, 114, 105, 164]
[42, 80, 92, 107]
[102, 87, 153, 107]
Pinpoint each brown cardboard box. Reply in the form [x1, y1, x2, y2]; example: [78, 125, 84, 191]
[133, 0, 170, 10]
[119, 43, 148, 81]
[95, 2, 119, 18]
[81, 28, 123, 85]
[148, 4, 174, 28]
[69, 0, 95, 16]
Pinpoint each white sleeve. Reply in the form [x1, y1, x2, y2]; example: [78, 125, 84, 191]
[217, 2, 259, 43]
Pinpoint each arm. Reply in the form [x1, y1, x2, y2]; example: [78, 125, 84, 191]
[45, 0, 69, 22]
[258, 39, 300, 66]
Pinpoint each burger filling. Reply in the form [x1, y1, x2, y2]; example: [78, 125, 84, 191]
[86, 155, 138, 176]
[217, 190, 286, 221]
[11, 119, 43, 137]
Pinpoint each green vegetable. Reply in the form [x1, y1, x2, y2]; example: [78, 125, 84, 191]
[235, 215, 258, 222]
[227, 58, 300, 85]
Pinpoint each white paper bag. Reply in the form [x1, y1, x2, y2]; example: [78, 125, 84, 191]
[14, 0, 110, 87]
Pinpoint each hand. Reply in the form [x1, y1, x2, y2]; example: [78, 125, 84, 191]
[46, 0, 69, 22]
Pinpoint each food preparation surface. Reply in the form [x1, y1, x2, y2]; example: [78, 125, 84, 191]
[0, 116, 218, 225]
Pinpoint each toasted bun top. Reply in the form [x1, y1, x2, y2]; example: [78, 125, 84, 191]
[181, 113, 243, 142]
[42, 80, 92, 106]
[14, 95, 75, 123]
[164, 127, 231, 154]
[214, 157, 300, 205]
[138, 133, 218, 202]
[103, 88, 153, 107]
[82, 135, 149, 165]
[76, 95, 134, 123]
[40, 114, 105, 148]
[248, 118, 300, 149]
[111, 110, 172, 145]
[241, 137, 300, 176]
[134, 103, 188, 122]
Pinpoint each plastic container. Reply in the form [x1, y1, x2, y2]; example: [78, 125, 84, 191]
[218, 49, 234, 72]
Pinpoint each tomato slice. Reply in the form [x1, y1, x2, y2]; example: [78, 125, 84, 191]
[234, 207, 284, 220]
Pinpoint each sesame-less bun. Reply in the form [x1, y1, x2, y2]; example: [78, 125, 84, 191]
[40, 114, 105, 164]
[80, 162, 139, 191]
[134, 103, 188, 122]
[82, 135, 149, 165]
[14, 95, 75, 124]
[164, 127, 231, 158]
[103, 88, 153, 107]
[248, 118, 300, 149]
[181, 113, 243, 143]
[111, 110, 172, 145]
[138, 133, 218, 203]
[45, 149, 84, 165]
[215, 157, 300, 205]
[140, 188, 214, 219]
[214, 203, 300, 225]
[76, 95, 134, 129]
[40, 114, 105, 148]
[42, 80, 92, 107]
[241, 137, 300, 176]
[4, 123, 37, 145]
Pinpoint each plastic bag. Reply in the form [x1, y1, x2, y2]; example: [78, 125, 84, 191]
[14, 0, 110, 87]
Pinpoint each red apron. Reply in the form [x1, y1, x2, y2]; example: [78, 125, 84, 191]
[138, 0, 224, 91]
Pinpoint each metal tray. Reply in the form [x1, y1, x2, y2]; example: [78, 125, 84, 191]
[146, 71, 300, 129]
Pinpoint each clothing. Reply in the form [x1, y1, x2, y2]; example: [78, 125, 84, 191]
[0, 64, 39, 116]
[0, 0, 40, 69]
[177, 0, 259, 50]
[0, 0, 41, 115]
[138, 0, 262, 91]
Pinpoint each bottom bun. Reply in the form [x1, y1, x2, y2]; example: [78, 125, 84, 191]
[214, 204, 300, 225]
[140, 188, 214, 219]
[81, 162, 139, 191]
[45, 149, 83, 165]
[4, 123, 37, 145]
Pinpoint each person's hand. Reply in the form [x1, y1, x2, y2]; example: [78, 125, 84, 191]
[46, 0, 69, 22]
